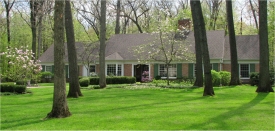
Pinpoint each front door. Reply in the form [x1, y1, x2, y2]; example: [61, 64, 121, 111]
[134, 64, 149, 82]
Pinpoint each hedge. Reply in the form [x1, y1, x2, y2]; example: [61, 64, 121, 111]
[250, 72, 274, 86]
[89, 76, 136, 85]
[79, 77, 90, 87]
[0, 84, 26, 93]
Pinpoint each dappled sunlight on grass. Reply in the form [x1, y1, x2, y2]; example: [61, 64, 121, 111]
[1, 85, 274, 130]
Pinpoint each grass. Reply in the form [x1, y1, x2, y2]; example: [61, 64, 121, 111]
[0, 84, 274, 130]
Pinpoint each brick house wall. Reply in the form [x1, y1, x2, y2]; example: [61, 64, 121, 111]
[124, 64, 132, 76]
[95, 64, 100, 74]
[222, 64, 231, 72]
[182, 64, 189, 77]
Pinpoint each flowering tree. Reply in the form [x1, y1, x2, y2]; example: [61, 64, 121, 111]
[1, 46, 42, 85]
[133, 18, 194, 85]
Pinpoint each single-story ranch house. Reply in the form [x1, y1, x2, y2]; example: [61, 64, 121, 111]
[38, 30, 259, 83]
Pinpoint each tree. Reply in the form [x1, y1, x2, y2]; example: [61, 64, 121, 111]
[47, 0, 71, 118]
[65, 0, 83, 98]
[190, 0, 214, 96]
[256, 1, 274, 92]
[206, 0, 222, 30]
[3, 0, 15, 45]
[115, 0, 121, 34]
[249, 0, 259, 30]
[79, 42, 99, 76]
[99, 0, 106, 88]
[121, 0, 151, 33]
[1, 47, 42, 84]
[191, 4, 203, 87]
[133, 19, 194, 86]
[226, 0, 241, 86]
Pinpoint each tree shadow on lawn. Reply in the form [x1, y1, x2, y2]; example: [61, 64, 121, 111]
[73, 94, 207, 114]
[1, 116, 45, 130]
[186, 93, 272, 130]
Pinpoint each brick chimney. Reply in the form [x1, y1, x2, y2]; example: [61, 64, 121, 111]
[178, 19, 191, 31]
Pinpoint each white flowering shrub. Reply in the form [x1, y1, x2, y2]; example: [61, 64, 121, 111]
[1, 47, 42, 84]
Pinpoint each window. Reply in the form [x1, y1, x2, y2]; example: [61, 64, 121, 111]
[90, 65, 96, 73]
[159, 64, 177, 77]
[240, 64, 249, 78]
[107, 64, 122, 76]
[45, 66, 52, 72]
[45, 66, 52, 78]
[89, 65, 96, 76]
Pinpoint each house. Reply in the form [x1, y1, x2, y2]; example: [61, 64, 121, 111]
[38, 30, 259, 83]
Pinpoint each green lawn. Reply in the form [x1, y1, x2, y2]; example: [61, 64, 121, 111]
[0, 84, 274, 130]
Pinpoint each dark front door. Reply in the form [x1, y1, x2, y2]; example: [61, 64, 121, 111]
[134, 64, 149, 82]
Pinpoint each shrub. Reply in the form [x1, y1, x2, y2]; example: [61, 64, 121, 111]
[1, 84, 14, 92]
[14, 85, 26, 93]
[16, 80, 27, 85]
[219, 71, 231, 86]
[89, 76, 136, 85]
[90, 77, 100, 85]
[79, 77, 90, 87]
[40, 71, 54, 78]
[211, 70, 221, 86]
[250, 72, 274, 86]
[0, 84, 26, 93]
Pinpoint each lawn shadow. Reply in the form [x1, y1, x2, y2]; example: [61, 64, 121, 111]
[186, 92, 271, 130]
[0, 116, 45, 130]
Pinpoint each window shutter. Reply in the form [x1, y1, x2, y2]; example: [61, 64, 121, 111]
[213, 63, 219, 71]
[154, 64, 159, 77]
[188, 63, 194, 78]
[65, 65, 69, 78]
[250, 64, 255, 73]
[177, 63, 182, 78]
[42, 65, 45, 72]
[52, 65, 55, 74]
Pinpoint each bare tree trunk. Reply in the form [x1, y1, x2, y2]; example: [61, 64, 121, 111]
[226, 0, 241, 86]
[115, 0, 121, 34]
[191, 0, 214, 96]
[4, 0, 15, 45]
[256, 0, 274, 92]
[99, 0, 107, 88]
[249, 0, 259, 30]
[47, 0, 71, 118]
[65, 0, 83, 98]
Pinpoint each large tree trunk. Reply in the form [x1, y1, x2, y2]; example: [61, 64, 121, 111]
[191, 2, 203, 87]
[115, 0, 121, 34]
[190, 0, 214, 96]
[47, 0, 71, 118]
[99, 0, 107, 88]
[226, 0, 241, 86]
[65, 0, 83, 98]
[30, 0, 38, 59]
[256, 1, 274, 92]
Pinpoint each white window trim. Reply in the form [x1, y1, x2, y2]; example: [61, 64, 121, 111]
[106, 63, 124, 76]
[239, 64, 250, 79]
[159, 64, 177, 78]
[132, 64, 150, 78]
[45, 65, 52, 72]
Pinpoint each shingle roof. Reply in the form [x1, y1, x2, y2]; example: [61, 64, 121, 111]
[38, 31, 259, 63]
[38, 42, 96, 63]
[223, 35, 259, 60]
[186, 30, 225, 59]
